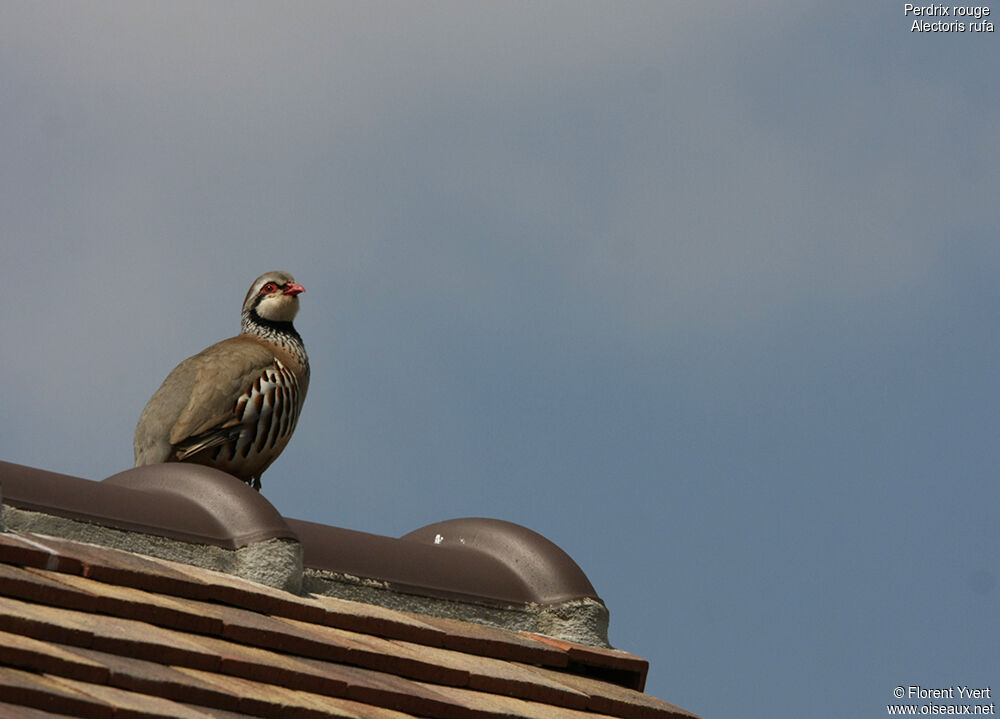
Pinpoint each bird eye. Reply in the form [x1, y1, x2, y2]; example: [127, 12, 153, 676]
[261, 283, 277, 294]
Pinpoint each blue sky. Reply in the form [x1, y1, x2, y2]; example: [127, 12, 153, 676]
[2, 3, 998, 717]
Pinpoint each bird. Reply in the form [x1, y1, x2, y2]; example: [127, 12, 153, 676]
[134, 271, 310, 490]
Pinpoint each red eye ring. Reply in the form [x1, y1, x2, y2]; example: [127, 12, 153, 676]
[261, 282, 278, 294]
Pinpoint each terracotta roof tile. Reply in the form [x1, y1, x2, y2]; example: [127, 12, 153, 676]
[173, 667, 415, 719]
[409, 681, 622, 719]
[0, 630, 111, 685]
[416, 613, 571, 667]
[67, 644, 235, 709]
[35, 568, 226, 635]
[172, 704, 259, 719]
[534, 670, 700, 719]
[522, 632, 651, 691]
[288, 658, 463, 717]
[0, 531, 209, 595]
[0, 665, 114, 719]
[0, 533, 87, 575]
[276, 618, 473, 685]
[0, 700, 95, 719]
[0, 595, 97, 646]
[0, 563, 101, 613]
[308, 594, 450, 645]
[366, 641, 591, 709]
[46, 674, 224, 719]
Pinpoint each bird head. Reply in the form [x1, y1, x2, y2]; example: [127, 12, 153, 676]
[243, 271, 304, 324]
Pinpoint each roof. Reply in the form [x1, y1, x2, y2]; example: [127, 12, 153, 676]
[0, 460, 700, 719]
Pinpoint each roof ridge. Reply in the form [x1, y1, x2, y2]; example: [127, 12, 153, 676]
[0, 462, 702, 718]
[2, 461, 611, 646]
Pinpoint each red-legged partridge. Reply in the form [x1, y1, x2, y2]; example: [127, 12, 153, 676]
[134, 271, 310, 490]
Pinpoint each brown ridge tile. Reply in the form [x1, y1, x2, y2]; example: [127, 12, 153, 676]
[0, 665, 112, 719]
[0, 630, 110, 684]
[417, 615, 570, 668]
[0, 563, 100, 613]
[45, 674, 225, 719]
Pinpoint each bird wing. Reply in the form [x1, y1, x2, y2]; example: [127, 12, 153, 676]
[166, 336, 280, 447]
